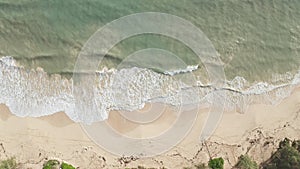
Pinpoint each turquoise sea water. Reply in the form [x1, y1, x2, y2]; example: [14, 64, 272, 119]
[0, 0, 300, 123]
[0, 0, 299, 81]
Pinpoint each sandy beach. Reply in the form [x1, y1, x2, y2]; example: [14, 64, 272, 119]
[0, 86, 300, 169]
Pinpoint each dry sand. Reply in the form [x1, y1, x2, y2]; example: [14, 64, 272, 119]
[0, 86, 300, 169]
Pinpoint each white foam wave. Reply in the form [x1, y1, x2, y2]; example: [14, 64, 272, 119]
[0, 56, 75, 120]
[163, 65, 199, 76]
[0, 56, 299, 123]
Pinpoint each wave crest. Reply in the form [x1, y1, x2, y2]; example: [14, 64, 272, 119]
[0, 56, 299, 123]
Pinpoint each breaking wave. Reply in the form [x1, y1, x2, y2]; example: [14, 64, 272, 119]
[163, 65, 199, 76]
[0, 56, 299, 124]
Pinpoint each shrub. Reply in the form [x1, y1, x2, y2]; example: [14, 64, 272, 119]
[61, 162, 76, 169]
[292, 140, 300, 152]
[262, 138, 300, 169]
[235, 155, 258, 169]
[279, 138, 291, 149]
[0, 158, 17, 169]
[208, 158, 224, 169]
[43, 160, 60, 169]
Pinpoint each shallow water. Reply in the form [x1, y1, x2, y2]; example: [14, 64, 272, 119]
[0, 0, 299, 82]
[0, 1, 300, 123]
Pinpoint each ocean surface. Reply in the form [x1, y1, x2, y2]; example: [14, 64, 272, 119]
[0, 0, 299, 123]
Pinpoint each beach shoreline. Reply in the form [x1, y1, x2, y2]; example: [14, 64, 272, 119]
[0, 85, 299, 168]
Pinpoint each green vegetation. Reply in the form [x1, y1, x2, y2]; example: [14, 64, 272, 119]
[0, 158, 17, 169]
[61, 162, 76, 169]
[262, 138, 300, 169]
[208, 158, 224, 169]
[43, 160, 75, 169]
[43, 160, 60, 169]
[235, 155, 258, 169]
[292, 140, 300, 152]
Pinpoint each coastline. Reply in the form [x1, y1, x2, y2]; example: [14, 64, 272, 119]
[1, 1, 300, 168]
[0, 86, 299, 168]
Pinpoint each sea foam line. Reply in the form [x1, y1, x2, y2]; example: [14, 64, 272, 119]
[0, 56, 299, 124]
